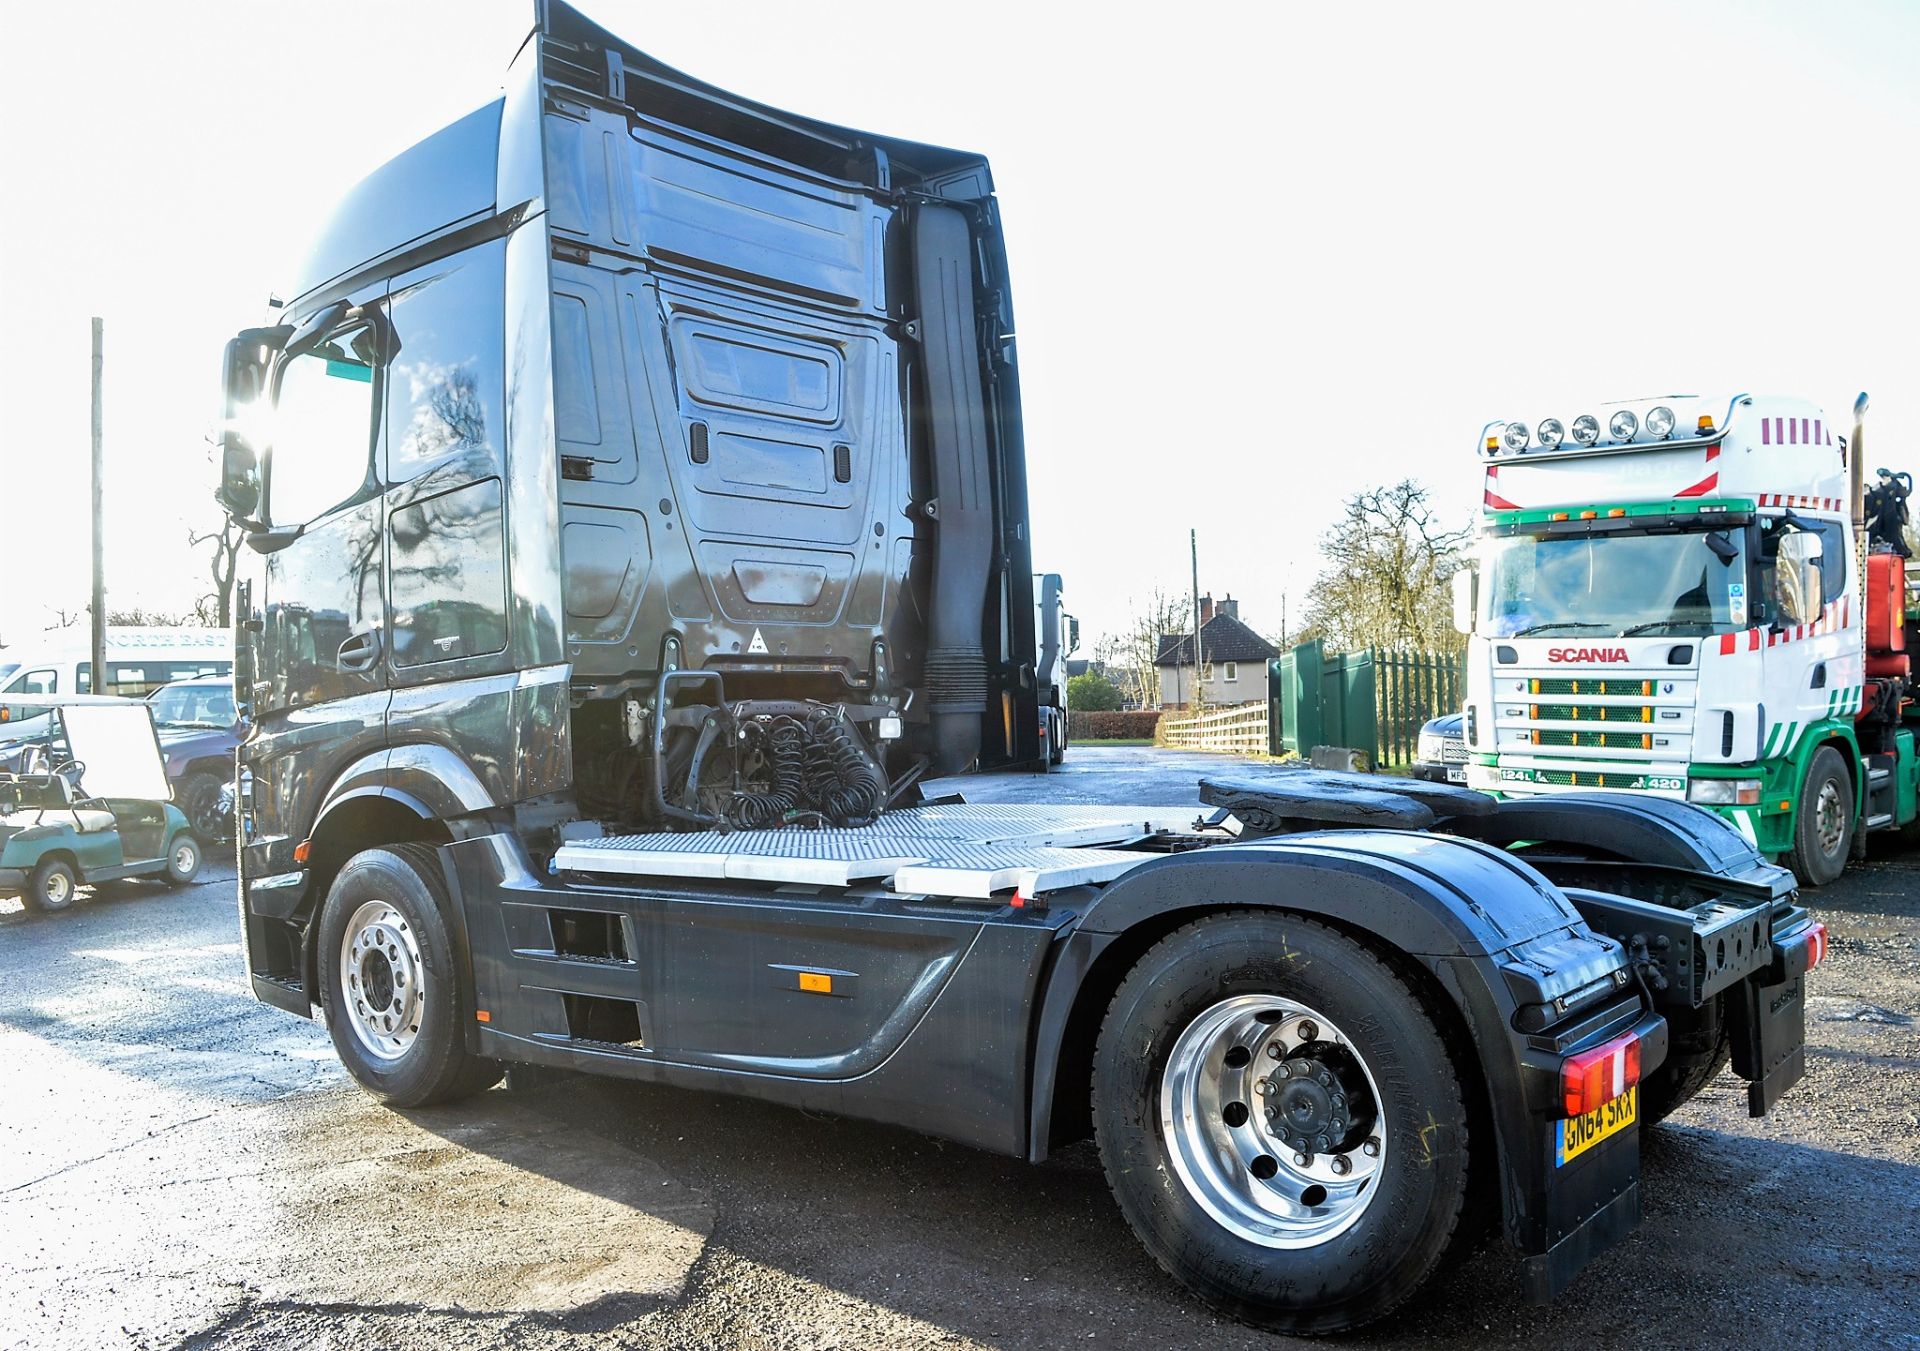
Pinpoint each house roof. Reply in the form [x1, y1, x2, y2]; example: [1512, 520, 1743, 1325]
[1154, 613, 1280, 667]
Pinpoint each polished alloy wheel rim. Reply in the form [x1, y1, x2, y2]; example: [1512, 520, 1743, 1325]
[1160, 995, 1386, 1249]
[1815, 779, 1846, 856]
[341, 900, 426, 1061]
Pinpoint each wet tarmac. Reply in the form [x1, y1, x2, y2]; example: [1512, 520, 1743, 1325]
[2, 748, 1915, 1349]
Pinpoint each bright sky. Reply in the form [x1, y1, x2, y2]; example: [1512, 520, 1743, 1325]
[3, 0, 1917, 653]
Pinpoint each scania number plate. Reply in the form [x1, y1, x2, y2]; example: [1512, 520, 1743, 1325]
[1556, 1085, 1636, 1167]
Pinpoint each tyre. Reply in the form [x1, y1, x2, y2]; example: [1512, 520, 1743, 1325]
[178, 771, 229, 843]
[316, 843, 502, 1106]
[163, 834, 202, 888]
[22, 858, 81, 914]
[1639, 996, 1730, 1125]
[1787, 746, 1853, 887]
[1093, 912, 1472, 1334]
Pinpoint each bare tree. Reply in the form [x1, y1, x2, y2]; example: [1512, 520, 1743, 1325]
[1299, 480, 1470, 654]
[1097, 588, 1192, 710]
[45, 606, 84, 630]
[188, 517, 245, 628]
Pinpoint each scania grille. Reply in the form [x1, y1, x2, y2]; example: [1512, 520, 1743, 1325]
[1536, 769, 1645, 788]
[1528, 729, 1656, 750]
[1525, 678, 1660, 697]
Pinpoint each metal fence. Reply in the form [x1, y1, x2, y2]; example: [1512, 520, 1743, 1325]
[1269, 641, 1461, 767]
[1157, 701, 1271, 755]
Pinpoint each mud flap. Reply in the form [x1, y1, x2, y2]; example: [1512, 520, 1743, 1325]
[1728, 969, 1807, 1117]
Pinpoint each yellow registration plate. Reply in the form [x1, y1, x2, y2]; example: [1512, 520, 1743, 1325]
[1556, 1085, 1637, 1167]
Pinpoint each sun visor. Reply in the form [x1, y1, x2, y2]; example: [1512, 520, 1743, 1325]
[59, 704, 172, 802]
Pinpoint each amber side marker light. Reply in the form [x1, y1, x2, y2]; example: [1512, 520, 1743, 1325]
[475, 1010, 492, 1023]
[798, 971, 834, 994]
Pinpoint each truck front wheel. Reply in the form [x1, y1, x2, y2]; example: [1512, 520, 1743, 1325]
[1092, 912, 1472, 1334]
[317, 844, 502, 1106]
[1788, 745, 1853, 887]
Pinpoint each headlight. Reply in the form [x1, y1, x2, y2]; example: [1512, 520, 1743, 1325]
[1608, 409, 1638, 441]
[1417, 731, 1444, 762]
[1688, 778, 1761, 806]
[1536, 418, 1565, 449]
[1645, 405, 1676, 438]
[1570, 414, 1600, 446]
[1502, 422, 1530, 452]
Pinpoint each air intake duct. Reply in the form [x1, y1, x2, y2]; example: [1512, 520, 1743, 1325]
[912, 203, 994, 775]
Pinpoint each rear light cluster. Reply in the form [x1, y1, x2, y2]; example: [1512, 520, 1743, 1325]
[1804, 922, 1828, 971]
[1560, 1031, 1641, 1119]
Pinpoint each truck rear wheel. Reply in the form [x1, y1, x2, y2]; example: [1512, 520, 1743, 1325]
[317, 844, 502, 1106]
[1092, 912, 1472, 1334]
[1639, 997, 1730, 1125]
[1787, 746, 1853, 888]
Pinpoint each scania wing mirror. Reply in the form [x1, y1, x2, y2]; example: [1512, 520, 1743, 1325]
[1451, 568, 1477, 635]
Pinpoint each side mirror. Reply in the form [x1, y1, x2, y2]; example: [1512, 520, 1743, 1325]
[215, 324, 291, 524]
[1451, 568, 1477, 635]
[1067, 615, 1081, 656]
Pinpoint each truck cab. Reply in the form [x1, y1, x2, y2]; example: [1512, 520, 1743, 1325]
[1462, 394, 1919, 882]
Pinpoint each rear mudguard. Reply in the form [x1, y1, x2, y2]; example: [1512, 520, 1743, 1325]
[1029, 829, 1655, 1298]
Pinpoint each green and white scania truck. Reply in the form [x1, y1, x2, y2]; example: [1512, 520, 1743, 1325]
[1459, 394, 1918, 884]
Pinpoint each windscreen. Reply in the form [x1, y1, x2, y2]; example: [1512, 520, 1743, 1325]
[149, 682, 237, 728]
[1481, 526, 1747, 638]
[59, 705, 172, 801]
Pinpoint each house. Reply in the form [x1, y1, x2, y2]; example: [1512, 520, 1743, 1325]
[1154, 595, 1279, 710]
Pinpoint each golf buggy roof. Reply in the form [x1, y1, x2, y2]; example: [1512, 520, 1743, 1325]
[0, 696, 171, 801]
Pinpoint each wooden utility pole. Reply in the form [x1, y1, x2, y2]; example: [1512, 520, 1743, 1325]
[1189, 528, 1203, 711]
[90, 317, 106, 691]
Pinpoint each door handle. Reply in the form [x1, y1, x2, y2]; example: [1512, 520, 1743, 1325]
[338, 628, 383, 673]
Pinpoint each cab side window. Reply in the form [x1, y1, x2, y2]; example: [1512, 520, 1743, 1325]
[269, 325, 380, 526]
[1808, 520, 1846, 604]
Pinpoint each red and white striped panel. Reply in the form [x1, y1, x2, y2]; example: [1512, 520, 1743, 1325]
[1759, 416, 1833, 447]
[1756, 493, 1844, 510]
[1721, 596, 1851, 655]
[1485, 464, 1519, 511]
[1674, 444, 1720, 499]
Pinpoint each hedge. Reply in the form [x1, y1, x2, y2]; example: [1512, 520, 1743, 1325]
[1074, 709, 1161, 740]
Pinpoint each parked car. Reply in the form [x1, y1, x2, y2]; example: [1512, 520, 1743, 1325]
[1411, 711, 1467, 783]
[0, 697, 203, 913]
[146, 676, 242, 842]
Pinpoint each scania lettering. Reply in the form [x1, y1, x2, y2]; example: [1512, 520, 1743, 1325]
[1459, 394, 1918, 887]
[214, 5, 1827, 1331]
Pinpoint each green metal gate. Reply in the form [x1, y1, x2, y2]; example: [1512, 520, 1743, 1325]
[1269, 641, 1462, 767]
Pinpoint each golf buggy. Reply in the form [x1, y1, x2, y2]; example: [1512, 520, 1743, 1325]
[0, 696, 203, 914]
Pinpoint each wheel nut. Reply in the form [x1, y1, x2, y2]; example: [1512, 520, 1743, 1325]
[1266, 1042, 1282, 1060]
[1275, 1061, 1293, 1078]
[1297, 1021, 1318, 1042]
[1363, 1138, 1381, 1157]
[1294, 1152, 1311, 1167]
[1331, 1155, 1352, 1175]
[1255, 1080, 1270, 1096]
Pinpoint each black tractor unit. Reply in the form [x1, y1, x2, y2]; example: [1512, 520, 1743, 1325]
[213, 3, 1826, 1331]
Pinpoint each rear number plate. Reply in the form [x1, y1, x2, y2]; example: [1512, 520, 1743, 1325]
[1445, 766, 1467, 783]
[1556, 1085, 1636, 1166]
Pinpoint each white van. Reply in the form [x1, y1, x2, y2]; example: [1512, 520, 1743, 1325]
[0, 628, 231, 741]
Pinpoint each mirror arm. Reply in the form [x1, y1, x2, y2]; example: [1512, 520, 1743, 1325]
[282, 300, 352, 359]
[244, 523, 305, 556]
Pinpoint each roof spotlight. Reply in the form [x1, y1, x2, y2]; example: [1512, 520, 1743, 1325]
[1608, 409, 1638, 441]
[1537, 418, 1565, 449]
[1645, 405, 1676, 438]
[1570, 414, 1600, 446]
[1502, 422, 1530, 452]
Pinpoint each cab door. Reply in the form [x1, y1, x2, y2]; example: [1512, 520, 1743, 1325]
[241, 283, 391, 879]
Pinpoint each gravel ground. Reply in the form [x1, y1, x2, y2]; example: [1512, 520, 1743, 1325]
[2, 748, 1916, 1350]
